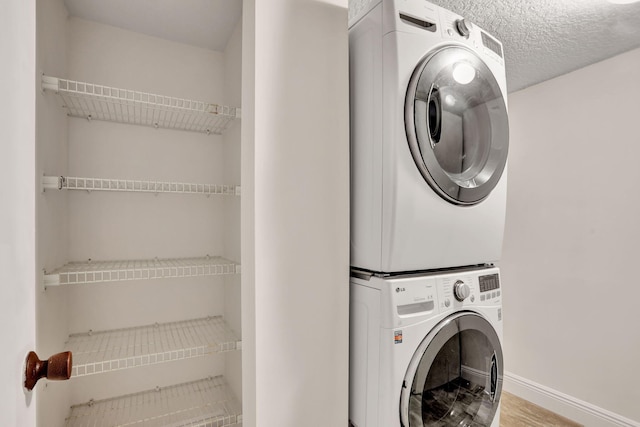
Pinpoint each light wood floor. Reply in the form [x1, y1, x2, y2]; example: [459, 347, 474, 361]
[501, 392, 583, 427]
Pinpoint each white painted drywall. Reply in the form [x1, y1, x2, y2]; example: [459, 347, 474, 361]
[241, 0, 257, 423]
[0, 0, 37, 424]
[223, 18, 243, 404]
[35, 0, 71, 423]
[244, 0, 350, 425]
[502, 47, 640, 423]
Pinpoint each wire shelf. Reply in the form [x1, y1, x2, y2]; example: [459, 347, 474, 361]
[44, 256, 240, 287]
[42, 75, 241, 135]
[65, 376, 242, 426]
[66, 376, 242, 427]
[43, 176, 240, 196]
[66, 376, 241, 427]
[67, 317, 241, 378]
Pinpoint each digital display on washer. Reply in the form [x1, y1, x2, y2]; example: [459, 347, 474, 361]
[481, 32, 503, 58]
[479, 274, 500, 292]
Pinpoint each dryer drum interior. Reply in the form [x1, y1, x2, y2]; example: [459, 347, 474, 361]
[405, 46, 509, 205]
[400, 312, 504, 426]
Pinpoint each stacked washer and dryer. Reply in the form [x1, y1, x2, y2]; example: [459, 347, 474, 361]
[348, 1, 510, 426]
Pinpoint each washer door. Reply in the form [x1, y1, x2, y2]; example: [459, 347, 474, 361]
[400, 312, 503, 427]
[405, 46, 509, 205]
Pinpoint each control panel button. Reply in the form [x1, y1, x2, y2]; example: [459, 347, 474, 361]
[470, 295, 475, 303]
[444, 299, 451, 308]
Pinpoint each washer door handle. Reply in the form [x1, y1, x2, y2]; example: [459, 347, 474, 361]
[490, 352, 498, 401]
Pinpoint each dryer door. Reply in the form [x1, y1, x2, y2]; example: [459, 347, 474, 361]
[400, 312, 503, 427]
[405, 46, 509, 205]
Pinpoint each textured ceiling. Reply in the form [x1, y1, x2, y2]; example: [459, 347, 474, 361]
[427, 0, 640, 92]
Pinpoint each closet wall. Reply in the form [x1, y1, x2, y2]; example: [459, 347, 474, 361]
[36, 0, 70, 422]
[223, 20, 243, 402]
[35, 0, 242, 425]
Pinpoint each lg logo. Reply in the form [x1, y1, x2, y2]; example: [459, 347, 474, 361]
[396, 287, 406, 293]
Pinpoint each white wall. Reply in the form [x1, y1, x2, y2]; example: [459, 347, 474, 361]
[502, 47, 640, 424]
[241, 0, 257, 423]
[243, 0, 350, 425]
[223, 18, 243, 404]
[35, 0, 70, 422]
[0, 0, 37, 425]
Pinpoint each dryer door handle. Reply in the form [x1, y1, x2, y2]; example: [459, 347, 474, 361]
[425, 83, 441, 149]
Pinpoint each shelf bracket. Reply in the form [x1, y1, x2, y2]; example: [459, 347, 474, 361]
[41, 75, 60, 93]
[42, 175, 65, 192]
[42, 270, 61, 289]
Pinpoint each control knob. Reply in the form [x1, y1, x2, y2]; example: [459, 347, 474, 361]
[455, 19, 472, 38]
[453, 280, 470, 302]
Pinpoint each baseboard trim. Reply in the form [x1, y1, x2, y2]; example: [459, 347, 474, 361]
[503, 371, 640, 427]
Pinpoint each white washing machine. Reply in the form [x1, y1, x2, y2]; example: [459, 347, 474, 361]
[349, 266, 504, 427]
[349, 0, 510, 273]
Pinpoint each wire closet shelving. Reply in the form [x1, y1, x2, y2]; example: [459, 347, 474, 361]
[44, 256, 240, 287]
[42, 175, 241, 196]
[42, 75, 241, 135]
[41, 72, 243, 425]
[67, 316, 241, 378]
[65, 376, 242, 427]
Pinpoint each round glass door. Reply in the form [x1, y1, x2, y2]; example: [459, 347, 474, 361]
[400, 312, 503, 427]
[405, 46, 509, 205]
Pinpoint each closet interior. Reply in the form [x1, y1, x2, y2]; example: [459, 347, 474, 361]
[35, 1, 243, 425]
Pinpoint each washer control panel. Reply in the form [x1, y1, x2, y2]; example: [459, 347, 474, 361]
[375, 266, 501, 327]
[438, 269, 501, 310]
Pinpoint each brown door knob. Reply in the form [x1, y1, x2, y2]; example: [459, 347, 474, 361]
[24, 351, 72, 391]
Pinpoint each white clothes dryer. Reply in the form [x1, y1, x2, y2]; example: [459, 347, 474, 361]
[349, 266, 504, 427]
[349, 0, 510, 273]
